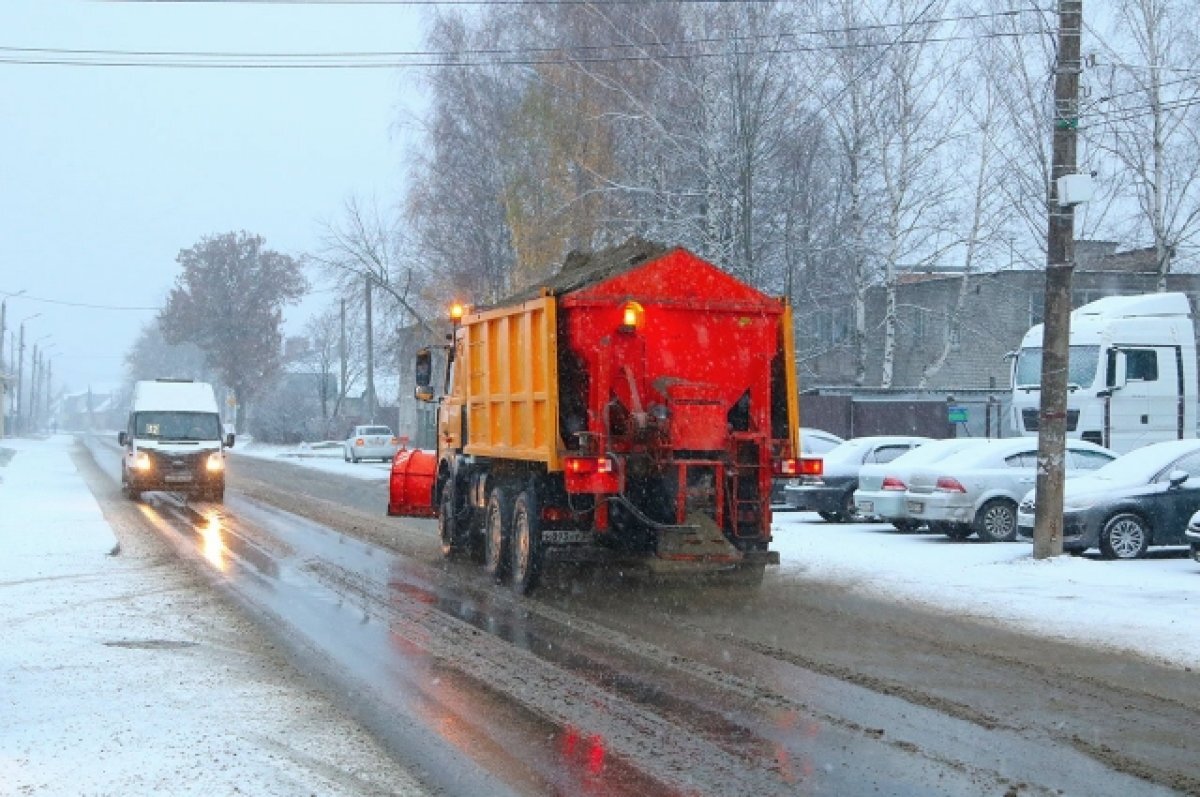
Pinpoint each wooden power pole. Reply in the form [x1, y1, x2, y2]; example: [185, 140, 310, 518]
[1033, 0, 1083, 559]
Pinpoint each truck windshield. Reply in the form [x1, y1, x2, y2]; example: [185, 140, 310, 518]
[1014, 345, 1101, 389]
[134, 412, 222, 441]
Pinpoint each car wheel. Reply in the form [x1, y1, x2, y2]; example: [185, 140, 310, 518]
[343, 450, 350, 462]
[974, 499, 1018, 543]
[891, 519, 922, 533]
[510, 487, 543, 595]
[1100, 513, 1150, 560]
[817, 511, 840, 523]
[484, 486, 513, 583]
[351, 453, 360, 463]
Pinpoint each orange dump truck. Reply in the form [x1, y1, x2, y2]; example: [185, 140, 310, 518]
[389, 239, 802, 593]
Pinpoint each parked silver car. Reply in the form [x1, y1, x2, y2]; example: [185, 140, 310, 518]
[854, 438, 988, 531]
[343, 425, 400, 463]
[784, 435, 930, 521]
[905, 438, 1116, 542]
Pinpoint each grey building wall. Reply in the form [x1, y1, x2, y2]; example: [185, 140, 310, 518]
[799, 247, 1200, 391]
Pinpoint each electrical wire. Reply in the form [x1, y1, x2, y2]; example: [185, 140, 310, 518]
[0, 289, 160, 311]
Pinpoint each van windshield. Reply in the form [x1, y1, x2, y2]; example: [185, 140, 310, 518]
[134, 412, 222, 441]
[1014, 345, 1101, 389]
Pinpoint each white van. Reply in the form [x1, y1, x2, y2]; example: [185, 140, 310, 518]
[118, 379, 234, 501]
[1011, 293, 1197, 454]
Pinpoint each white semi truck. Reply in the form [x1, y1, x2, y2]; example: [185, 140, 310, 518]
[1011, 292, 1197, 454]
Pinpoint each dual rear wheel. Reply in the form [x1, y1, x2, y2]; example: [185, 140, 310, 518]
[485, 484, 543, 594]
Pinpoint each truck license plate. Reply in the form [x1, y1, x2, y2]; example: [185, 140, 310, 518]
[542, 529, 590, 545]
[906, 500, 924, 513]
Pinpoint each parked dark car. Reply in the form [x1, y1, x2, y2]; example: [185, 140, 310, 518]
[771, 427, 844, 506]
[1016, 439, 1200, 559]
[784, 435, 930, 521]
[1186, 509, 1200, 564]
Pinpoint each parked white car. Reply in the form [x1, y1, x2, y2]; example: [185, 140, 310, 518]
[854, 438, 988, 531]
[904, 438, 1116, 542]
[343, 425, 400, 463]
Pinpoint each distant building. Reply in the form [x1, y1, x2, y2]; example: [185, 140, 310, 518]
[800, 243, 1200, 390]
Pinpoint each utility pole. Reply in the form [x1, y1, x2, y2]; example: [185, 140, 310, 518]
[1033, 0, 1083, 560]
[339, 298, 347, 418]
[364, 274, 377, 423]
[16, 323, 25, 433]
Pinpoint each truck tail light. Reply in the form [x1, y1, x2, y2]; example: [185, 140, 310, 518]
[565, 456, 613, 475]
[881, 475, 906, 491]
[935, 476, 967, 493]
[798, 457, 823, 477]
[775, 458, 798, 476]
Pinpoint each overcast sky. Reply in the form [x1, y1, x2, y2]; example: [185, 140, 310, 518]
[0, 0, 429, 397]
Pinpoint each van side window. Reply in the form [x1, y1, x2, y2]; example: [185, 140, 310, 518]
[1126, 349, 1158, 381]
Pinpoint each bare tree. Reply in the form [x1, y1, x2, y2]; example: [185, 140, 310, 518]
[1091, 0, 1200, 285]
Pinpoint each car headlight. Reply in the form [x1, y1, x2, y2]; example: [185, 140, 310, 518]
[133, 451, 152, 471]
[206, 453, 225, 472]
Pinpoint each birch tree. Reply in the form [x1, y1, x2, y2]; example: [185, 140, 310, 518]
[1092, 0, 1200, 284]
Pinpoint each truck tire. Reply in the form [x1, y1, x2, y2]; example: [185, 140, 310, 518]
[484, 487, 513, 582]
[438, 484, 469, 559]
[510, 488, 543, 595]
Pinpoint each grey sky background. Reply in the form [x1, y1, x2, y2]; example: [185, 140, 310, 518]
[1, 0, 428, 395]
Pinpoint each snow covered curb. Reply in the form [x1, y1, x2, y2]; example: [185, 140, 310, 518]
[0, 437, 425, 796]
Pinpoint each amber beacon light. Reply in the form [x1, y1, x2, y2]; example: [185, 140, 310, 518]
[619, 300, 644, 332]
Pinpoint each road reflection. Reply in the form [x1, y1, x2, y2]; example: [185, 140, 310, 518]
[199, 509, 226, 572]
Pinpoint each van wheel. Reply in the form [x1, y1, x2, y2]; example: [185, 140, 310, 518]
[510, 488, 543, 595]
[974, 499, 1018, 542]
[484, 487, 513, 582]
[121, 468, 141, 501]
[1100, 513, 1149, 560]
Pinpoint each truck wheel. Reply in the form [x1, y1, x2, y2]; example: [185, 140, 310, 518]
[484, 487, 513, 582]
[438, 485, 464, 559]
[1100, 513, 1149, 560]
[974, 499, 1018, 542]
[510, 488, 543, 595]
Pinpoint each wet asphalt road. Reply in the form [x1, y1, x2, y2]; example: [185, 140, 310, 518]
[80, 439, 1197, 796]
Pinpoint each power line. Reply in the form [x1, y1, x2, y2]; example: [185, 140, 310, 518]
[0, 289, 160, 311]
[0, 30, 1036, 69]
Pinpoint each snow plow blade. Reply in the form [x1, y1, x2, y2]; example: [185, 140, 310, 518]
[387, 448, 437, 517]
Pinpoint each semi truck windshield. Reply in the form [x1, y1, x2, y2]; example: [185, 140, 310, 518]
[1014, 345, 1101, 389]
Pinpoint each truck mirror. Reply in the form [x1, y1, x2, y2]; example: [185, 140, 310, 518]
[118, 431, 128, 446]
[415, 386, 435, 403]
[415, 349, 433, 389]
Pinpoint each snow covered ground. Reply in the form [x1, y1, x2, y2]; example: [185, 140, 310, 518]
[770, 511, 1199, 668]
[0, 436, 425, 796]
[235, 438, 393, 481]
[243, 438, 1199, 668]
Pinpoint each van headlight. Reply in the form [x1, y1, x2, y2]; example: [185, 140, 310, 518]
[133, 451, 152, 471]
[206, 453, 225, 472]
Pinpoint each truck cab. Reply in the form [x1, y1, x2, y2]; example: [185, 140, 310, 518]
[118, 378, 234, 501]
[1012, 293, 1196, 454]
